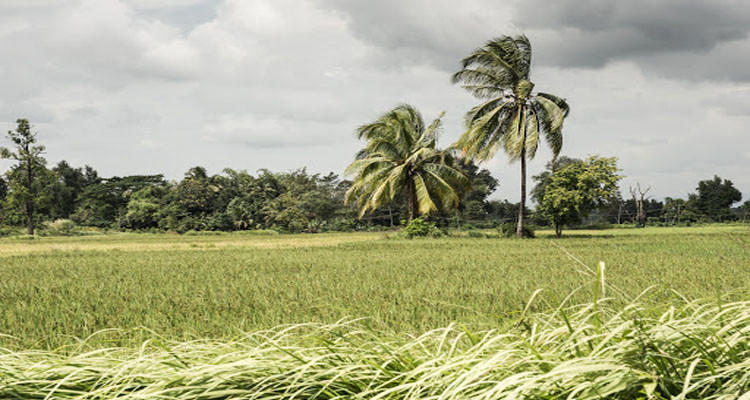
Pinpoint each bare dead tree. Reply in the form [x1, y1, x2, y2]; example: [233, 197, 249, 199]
[629, 183, 651, 227]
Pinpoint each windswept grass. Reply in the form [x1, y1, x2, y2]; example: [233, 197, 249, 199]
[2, 291, 749, 399]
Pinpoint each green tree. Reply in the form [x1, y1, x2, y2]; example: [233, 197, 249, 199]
[531, 156, 582, 205]
[663, 197, 687, 225]
[452, 35, 570, 237]
[0, 119, 49, 234]
[434, 161, 499, 228]
[159, 167, 233, 231]
[123, 185, 168, 229]
[50, 161, 100, 219]
[695, 175, 742, 221]
[345, 104, 469, 222]
[0, 175, 7, 202]
[535, 156, 622, 237]
[741, 200, 750, 223]
[0, 175, 7, 225]
[486, 199, 531, 226]
[223, 168, 283, 230]
[73, 175, 165, 227]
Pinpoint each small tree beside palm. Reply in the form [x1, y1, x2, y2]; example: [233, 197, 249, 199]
[452, 35, 570, 237]
[345, 104, 469, 222]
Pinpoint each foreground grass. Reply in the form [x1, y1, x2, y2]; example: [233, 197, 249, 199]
[0, 226, 748, 349]
[2, 293, 749, 399]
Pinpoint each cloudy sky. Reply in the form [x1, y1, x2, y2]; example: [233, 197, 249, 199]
[1, 0, 748, 203]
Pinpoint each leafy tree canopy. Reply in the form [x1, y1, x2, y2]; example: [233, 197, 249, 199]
[0, 119, 50, 234]
[535, 156, 622, 236]
[694, 175, 742, 221]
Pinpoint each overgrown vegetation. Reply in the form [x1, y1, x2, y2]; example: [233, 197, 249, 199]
[397, 217, 444, 238]
[3, 274, 750, 399]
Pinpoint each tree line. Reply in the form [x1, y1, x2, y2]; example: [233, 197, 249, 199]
[0, 118, 515, 234]
[0, 117, 745, 237]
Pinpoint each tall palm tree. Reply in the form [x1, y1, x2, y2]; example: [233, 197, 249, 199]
[452, 35, 570, 237]
[345, 104, 469, 222]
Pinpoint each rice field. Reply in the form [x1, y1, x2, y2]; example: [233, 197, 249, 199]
[1, 225, 750, 398]
[1, 225, 748, 350]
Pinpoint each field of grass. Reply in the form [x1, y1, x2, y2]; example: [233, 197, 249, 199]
[4, 295, 750, 399]
[1, 225, 748, 350]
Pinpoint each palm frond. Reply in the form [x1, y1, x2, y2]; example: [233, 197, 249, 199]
[525, 105, 540, 159]
[537, 92, 570, 117]
[412, 174, 437, 215]
[346, 105, 468, 219]
[423, 170, 459, 210]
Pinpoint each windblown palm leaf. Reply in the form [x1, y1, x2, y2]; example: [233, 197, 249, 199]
[346, 104, 469, 221]
[452, 35, 570, 236]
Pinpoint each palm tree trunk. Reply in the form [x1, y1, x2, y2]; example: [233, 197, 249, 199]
[406, 178, 417, 223]
[516, 153, 526, 238]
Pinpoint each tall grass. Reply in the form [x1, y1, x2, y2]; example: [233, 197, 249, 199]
[1, 226, 748, 349]
[2, 290, 749, 399]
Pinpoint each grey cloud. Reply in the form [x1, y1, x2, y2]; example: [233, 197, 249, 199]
[314, 0, 515, 71]
[514, 0, 750, 81]
[1, 0, 749, 202]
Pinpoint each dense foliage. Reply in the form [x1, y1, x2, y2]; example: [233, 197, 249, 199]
[0, 156, 506, 233]
[0, 144, 744, 235]
[534, 156, 622, 236]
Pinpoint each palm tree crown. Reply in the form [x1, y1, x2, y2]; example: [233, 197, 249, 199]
[345, 104, 469, 222]
[452, 35, 570, 236]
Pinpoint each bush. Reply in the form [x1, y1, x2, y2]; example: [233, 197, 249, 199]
[463, 230, 500, 239]
[0, 226, 21, 237]
[399, 217, 444, 238]
[42, 219, 79, 236]
[498, 222, 535, 238]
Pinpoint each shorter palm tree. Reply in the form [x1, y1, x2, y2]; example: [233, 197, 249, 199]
[345, 104, 469, 222]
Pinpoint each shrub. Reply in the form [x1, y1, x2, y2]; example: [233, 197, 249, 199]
[42, 219, 79, 236]
[399, 217, 443, 238]
[499, 222, 535, 238]
[465, 230, 500, 239]
[0, 226, 20, 237]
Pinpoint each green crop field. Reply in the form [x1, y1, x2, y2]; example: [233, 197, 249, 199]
[2, 225, 750, 399]
[1, 225, 748, 350]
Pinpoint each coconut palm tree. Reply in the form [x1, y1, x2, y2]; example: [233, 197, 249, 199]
[452, 35, 570, 237]
[345, 104, 469, 222]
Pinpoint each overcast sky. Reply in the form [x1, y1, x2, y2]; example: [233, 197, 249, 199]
[1, 0, 748, 203]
